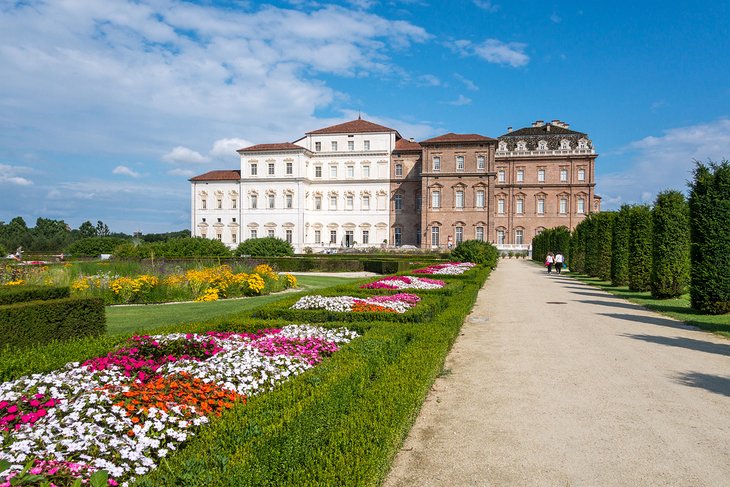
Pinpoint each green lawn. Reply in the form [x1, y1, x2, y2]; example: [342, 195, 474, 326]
[567, 273, 730, 339]
[105, 275, 361, 336]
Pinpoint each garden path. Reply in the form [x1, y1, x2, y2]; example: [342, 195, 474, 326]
[384, 258, 730, 486]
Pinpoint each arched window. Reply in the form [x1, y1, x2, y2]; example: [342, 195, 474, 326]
[538, 140, 548, 150]
[516, 141, 527, 151]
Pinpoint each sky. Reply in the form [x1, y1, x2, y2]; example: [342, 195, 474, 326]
[1, 0, 729, 234]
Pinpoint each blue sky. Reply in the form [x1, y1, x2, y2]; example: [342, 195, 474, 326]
[1, 0, 729, 233]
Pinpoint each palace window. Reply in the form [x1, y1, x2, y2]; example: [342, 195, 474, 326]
[431, 226, 440, 246]
[431, 190, 441, 209]
[232, 199, 237, 209]
[560, 168, 568, 182]
[577, 197, 585, 214]
[286, 194, 293, 209]
[250, 229, 257, 239]
[315, 142, 321, 151]
[286, 229, 292, 244]
[251, 195, 257, 209]
[497, 229, 505, 245]
[498, 170, 505, 183]
[217, 199, 222, 209]
[348, 140, 354, 151]
[395, 164, 403, 177]
[578, 168, 586, 181]
[517, 141, 526, 151]
[268, 195, 275, 209]
[201, 199, 207, 209]
[477, 155, 485, 170]
[433, 156, 441, 172]
[268, 163, 275, 175]
[498, 199, 505, 214]
[363, 195, 370, 210]
[394, 227, 402, 246]
[362, 230, 369, 244]
[537, 198, 545, 215]
[314, 230, 321, 244]
[268, 229, 275, 238]
[456, 155, 464, 171]
[315, 166, 322, 178]
[476, 190, 485, 208]
[330, 230, 337, 244]
[346, 195, 354, 210]
[250, 163, 257, 176]
[516, 169, 524, 183]
[578, 139, 588, 149]
[455, 226, 463, 244]
[516, 198, 524, 214]
[476, 226, 484, 241]
[364, 140, 370, 150]
[331, 141, 338, 151]
[538, 169, 545, 183]
[560, 197, 568, 214]
[538, 140, 548, 150]
[330, 195, 337, 210]
[231, 233, 237, 244]
[455, 190, 464, 209]
[286, 162, 293, 175]
[362, 165, 370, 178]
[216, 233, 222, 241]
[314, 195, 322, 210]
[330, 166, 337, 178]
[560, 139, 570, 150]
[394, 194, 403, 210]
[346, 165, 354, 178]
[515, 229, 524, 245]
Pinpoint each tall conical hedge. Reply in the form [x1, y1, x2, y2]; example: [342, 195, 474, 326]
[591, 212, 615, 281]
[611, 205, 631, 286]
[570, 220, 587, 273]
[583, 215, 600, 277]
[628, 205, 653, 291]
[651, 190, 690, 298]
[688, 160, 730, 314]
[531, 226, 570, 265]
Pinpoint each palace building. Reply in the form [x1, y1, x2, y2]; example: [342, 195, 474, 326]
[190, 118, 600, 253]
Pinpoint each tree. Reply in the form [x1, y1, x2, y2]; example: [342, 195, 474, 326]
[569, 221, 587, 274]
[0, 217, 31, 251]
[651, 190, 690, 298]
[78, 221, 97, 238]
[627, 205, 653, 291]
[31, 218, 73, 251]
[234, 237, 294, 257]
[610, 205, 631, 286]
[688, 160, 730, 314]
[95, 220, 110, 237]
[451, 240, 499, 267]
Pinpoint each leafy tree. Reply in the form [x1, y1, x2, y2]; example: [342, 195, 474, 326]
[451, 240, 499, 267]
[31, 218, 73, 251]
[95, 220, 110, 237]
[78, 221, 97, 238]
[610, 205, 631, 286]
[234, 237, 294, 257]
[651, 190, 690, 298]
[688, 160, 730, 313]
[0, 243, 7, 257]
[140, 230, 191, 243]
[628, 205, 653, 291]
[0, 217, 31, 251]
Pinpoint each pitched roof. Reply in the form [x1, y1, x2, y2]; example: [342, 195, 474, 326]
[420, 133, 497, 144]
[500, 124, 586, 138]
[238, 142, 304, 152]
[189, 170, 241, 181]
[395, 138, 422, 151]
[307, 118, 398, 135]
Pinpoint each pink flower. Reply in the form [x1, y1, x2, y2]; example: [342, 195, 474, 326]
[6, 405, 17, 414]
[29, 467, 42, 475]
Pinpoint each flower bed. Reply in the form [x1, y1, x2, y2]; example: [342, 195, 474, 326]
[411, 262, 476, 275]
[360, 276, 445, 290]
[0, 325, 357, 486]
[291, 293, 421, 314]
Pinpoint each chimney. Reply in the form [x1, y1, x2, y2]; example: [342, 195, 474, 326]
[546, 124, 551, 132]
[507, 126, 512, 133]
[532, 120, 544, 127]
[409, 137, 415, 142]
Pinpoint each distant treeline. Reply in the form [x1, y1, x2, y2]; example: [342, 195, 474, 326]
[0, 217, 189, 255]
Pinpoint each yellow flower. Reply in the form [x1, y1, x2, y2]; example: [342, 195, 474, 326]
[71, 278, 90, 292]
[285, 274, 297, 288]
[194, 287, 220, 301]
[246, 274, 265, 294]
[4, 280, 24, 286]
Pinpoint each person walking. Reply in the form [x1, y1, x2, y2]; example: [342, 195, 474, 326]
[554, 251, 564, 274]
[545, 251, 554, 274]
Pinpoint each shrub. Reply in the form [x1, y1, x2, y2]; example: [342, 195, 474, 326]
[688, 160, 730, 313]
[0, 297, 105, 349]
[234, 237, 294, 257]
[113, 237, 232, 258]
[65, 237, 127, 257]
[611, 205, 631, 286]
[569, 221, 587, 273]
[651, 190, 690, 298]
[584, 212, 614, 280]
[0, 285, 70, 305]
[628, 205, 653, 291]
[450, 240, 499, 267]
[362, 260, 401, 275]
[532, 227, 569, 266]
[0, 243, 6, 258]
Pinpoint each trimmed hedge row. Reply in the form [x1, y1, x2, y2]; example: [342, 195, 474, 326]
[651, 190, 690, 299]
[628, 205, 653, 292]
[0, 297, 106, 349]
[611, 205, 631, 287]
[0, 286, 70, 306]
[531, 227, 570, 265]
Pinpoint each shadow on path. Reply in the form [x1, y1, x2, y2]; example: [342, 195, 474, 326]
[620, 333, 730, 357]
[599, 312, 693, 330]
[571, 290, 624, 299]
[580, 299, 649, 311]
[675, 371, 730, 397]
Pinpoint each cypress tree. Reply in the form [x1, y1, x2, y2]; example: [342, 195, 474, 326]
[593, 212, 615, 281]
[651, 190, 690, 298]
[611, 205, 631, 286]
[570, 221, 587, 273]
[628, 205, 653, 291]
[584, 215, 600, 277]
[688, 160, 730, 314]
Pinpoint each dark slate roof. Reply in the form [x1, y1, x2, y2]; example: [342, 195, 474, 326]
[238, 142, 305, 152]
[189, 170, 241, 181]
[420, 133, 497, 144]
[307, 118, 398, 135]
[500, 124, 586, 138]
[395, 138, 422, 151]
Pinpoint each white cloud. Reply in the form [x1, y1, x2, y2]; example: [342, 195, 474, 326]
[597, 118, 730, 208]
[473, 0, 499, 12]
[163, 147, 210, 165]
[210, 138, 254, 160]
[417, 74, 442, 87]
[550, 12, 562, 23]
[0, 164, 33, 186]
[167, 168, 196, 177]
[454, 73, 478, 91]
[112, 165, 140, 177]
[452, 39, 529, 67]
[446, 95, 472, 106]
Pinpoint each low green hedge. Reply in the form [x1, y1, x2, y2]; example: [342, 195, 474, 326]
[0, 297, 106, 349]
[0, 286, 70, 305]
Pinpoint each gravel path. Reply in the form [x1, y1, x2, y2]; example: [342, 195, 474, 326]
[384, 258, 730, 486]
